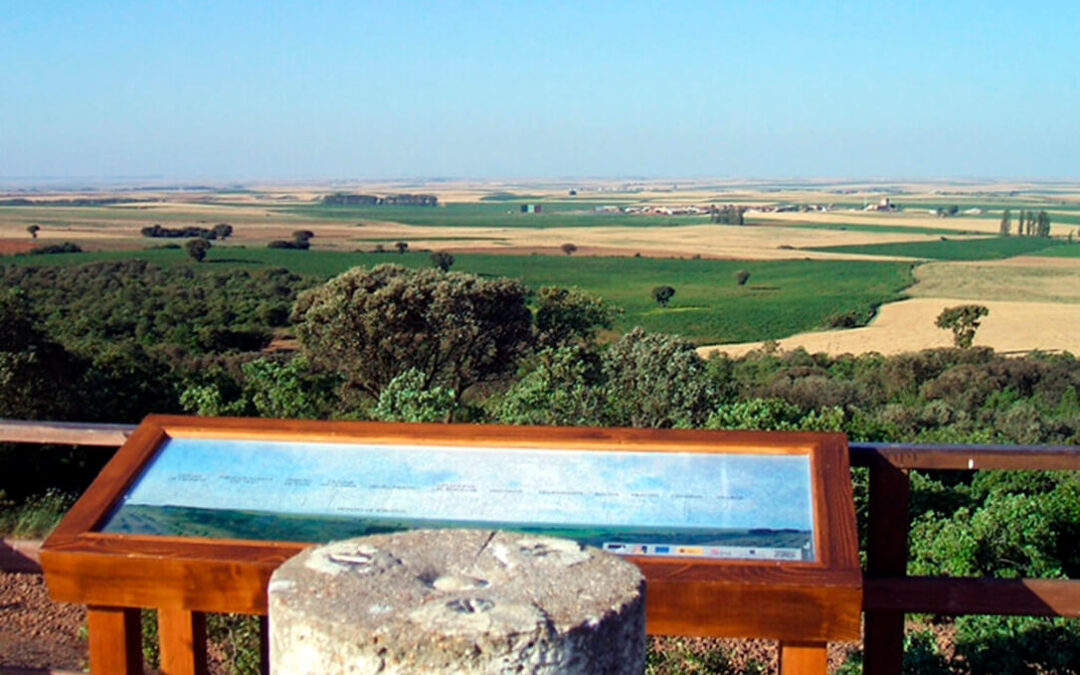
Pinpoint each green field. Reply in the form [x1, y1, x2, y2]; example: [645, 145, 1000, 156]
[764, 222, 978, 236]
[1034, 244, 1080, 257]
[4, 247, 913, 344]
[806, 236, 1065, 261]
[280, 202, 710, 228]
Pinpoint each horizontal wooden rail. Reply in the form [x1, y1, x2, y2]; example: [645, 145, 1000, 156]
[0, 420, 135, 447]
[18, 538, 1075, 618]
[850, 441, 1080, 470]
[864, 576, 1080, 617]
[1, 538, 42, 573]
[3, 421, 1078, 471]
[854, 440, 1080, 675]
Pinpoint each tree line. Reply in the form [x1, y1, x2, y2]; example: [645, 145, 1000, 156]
[141, 223, 234, 240]
[710, 205, 746, 225]
[999, 209, 1052, 237]
[320, 193, 438, 206]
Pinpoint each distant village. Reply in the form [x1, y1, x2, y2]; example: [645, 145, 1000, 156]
[584, 196, 983, 218]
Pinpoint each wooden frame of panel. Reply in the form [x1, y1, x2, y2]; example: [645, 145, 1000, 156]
[43, 415, 860, 674]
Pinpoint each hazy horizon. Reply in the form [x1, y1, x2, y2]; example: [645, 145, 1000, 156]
[4, 1, 1078, 181]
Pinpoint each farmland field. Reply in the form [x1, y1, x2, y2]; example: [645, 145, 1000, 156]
[805, 236, 1065, 261]
[909, 258, 1080, 303]
[2, 177, 1079, 352]
[0, 247, 913, 345]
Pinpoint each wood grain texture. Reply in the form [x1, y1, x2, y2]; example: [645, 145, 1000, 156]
[87, 606, 142, 675]
[778, 641, 828, 675]
[863, 461, 910, 675]
[850, 442, 1080, 470]
[152, 414, 831, 455]
[865, 577, 1080, 616]
[644, 580, 861, 641]
[0, 419, 133, 446]
[158, 609, 207, 675]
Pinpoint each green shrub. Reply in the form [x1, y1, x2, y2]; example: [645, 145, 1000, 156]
[373, 368, 457, 423]
[953, 615, 1080, 675]
[0, 488, 73, 537]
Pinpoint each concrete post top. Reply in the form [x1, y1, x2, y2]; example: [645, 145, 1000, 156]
[270, 529, 643, 637]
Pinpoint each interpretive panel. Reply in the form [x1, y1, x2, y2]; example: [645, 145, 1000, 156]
[100, 437, 815, 561]
[44, 417, 862, 641]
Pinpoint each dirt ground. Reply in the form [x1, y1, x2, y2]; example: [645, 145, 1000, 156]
[0, 572, 86, 671]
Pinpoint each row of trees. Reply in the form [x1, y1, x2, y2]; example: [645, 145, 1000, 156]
[321, 192, 438, 206]
[710, 205, 746, 225]
[268, 230, 315, 250]
[1000, 209, 1052, 237]
[142, 223, 234, 240]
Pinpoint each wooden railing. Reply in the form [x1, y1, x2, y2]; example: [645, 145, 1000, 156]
[852, 442, 1080, 675]
[3, 420, 1079, 675]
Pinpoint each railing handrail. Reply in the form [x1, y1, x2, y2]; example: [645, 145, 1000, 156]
[850, 440, 1080, 470]
[3, 419, 1080, 675]
[0, 419, 134, 446]
[3, 419, 1080, 466]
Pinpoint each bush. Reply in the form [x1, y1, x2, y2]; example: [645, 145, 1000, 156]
[29, 242, 82, 254]
[293, 264, 532, 403]
[185, 237, 211, 262]
[601, 328, 715, 428]
[823, 309, 867, 328]
[935, 304, 989, 348]
[491, 345, 605, 427]
[953, 615, 1080, 675]
[373, 368, 456, 422]
[267, 239, 309, 250]
[429, 251, 454, 272]
[533, 286, 618, 348]
[0, 488, 74, 537]
[651, 285, 675, 306]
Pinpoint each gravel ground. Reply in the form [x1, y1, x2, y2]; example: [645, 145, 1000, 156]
[0, 572, 87, 671]
[1, 570, 860, 674]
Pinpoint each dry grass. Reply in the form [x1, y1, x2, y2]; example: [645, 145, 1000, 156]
[752, 209, 1001, 233]
[699, 297, 1080, 358]
[909, 257, 1080, 304]
[0, 211, 935, 260]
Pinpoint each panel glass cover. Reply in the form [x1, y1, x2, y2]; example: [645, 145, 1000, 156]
[100, 437, 816, 561]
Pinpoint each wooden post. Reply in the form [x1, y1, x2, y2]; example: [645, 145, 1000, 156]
[158, 609, 208, 675]
[778, 641, 827, 675]
[863, 460, 911, 675]
[88, 606, 143, 675]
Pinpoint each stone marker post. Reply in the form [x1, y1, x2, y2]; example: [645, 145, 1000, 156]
[268, 529, 646, 674]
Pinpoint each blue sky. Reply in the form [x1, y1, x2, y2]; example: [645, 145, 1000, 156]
[2, 1, 1078, 180]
